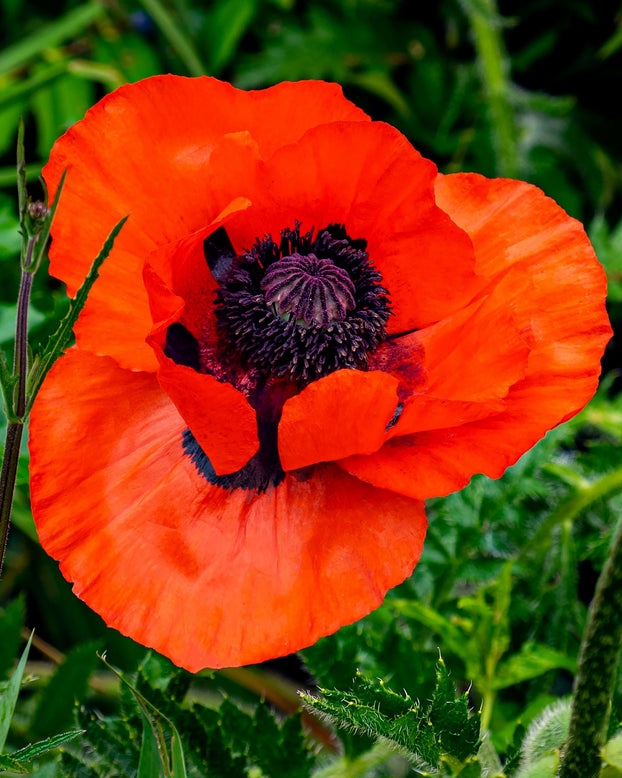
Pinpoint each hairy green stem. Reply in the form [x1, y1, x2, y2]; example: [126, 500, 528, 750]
[463, 0, 518, 177]
[559, 515, 622, 777]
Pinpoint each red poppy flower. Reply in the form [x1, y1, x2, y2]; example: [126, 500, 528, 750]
[29, 76, 611, 671]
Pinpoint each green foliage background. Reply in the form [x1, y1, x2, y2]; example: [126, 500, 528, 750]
[1, 0, 622, 775]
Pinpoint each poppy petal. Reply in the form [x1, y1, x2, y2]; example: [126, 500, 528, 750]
[384, 292, 530, 436]
[278, 369, 399, 471]
[43, 77, 369, 370]
[143, 198, 251, 338]
[154, 354, 258, 475]
[340, 174, 611, 498]
[29, 349, 427, 670]
[215, 121, 480, 333]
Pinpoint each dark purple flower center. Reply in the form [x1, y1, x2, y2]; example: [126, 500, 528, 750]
[213, 222, 391, 384]
[172, 221, 393, 492]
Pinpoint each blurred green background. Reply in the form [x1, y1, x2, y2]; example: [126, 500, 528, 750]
[2, 1, 622, 775]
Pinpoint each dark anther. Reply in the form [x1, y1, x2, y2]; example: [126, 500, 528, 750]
[204, 226, 237, 284]
[214, 222, 391, 384]
[165, 323, 200, 370]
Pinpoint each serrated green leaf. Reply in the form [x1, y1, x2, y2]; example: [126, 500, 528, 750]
[26, 214, 127, 411]
[10, 730, 83, 762]
[302, 661, 479, 769]
[0, 632, 32, 752]
[74, 707, 139, 777]
[0, 754, 28, 773]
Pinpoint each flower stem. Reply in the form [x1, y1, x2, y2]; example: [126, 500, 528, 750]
[0, 422, 24, 577]
[0, 237, 37, 577]
[558, 514, 622, 777]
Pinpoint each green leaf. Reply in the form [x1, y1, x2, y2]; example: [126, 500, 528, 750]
[137, 711, 164, 778]
[137, 0, 205, 77]
[390, 600, 466, 658]
[30, 70, 95, 158]
[170, 727, 187, 778]
[9, 730, 83, 762]
[26, 215, 128, 411]
[0, 754, 28, 773]
[430, 659, 481, 762]
[0, 632, 32, 752]
[301, 660, 480, 769]
[491, 642, 576, 690]
[100, 655, 188, 778]
[0, 61, 68, 113]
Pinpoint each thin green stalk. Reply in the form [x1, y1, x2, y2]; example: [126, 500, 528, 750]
[0, 236, 38, 576]
[559, 515, 622, 777]
[461, 0, 518, 177]
[0, 422, 24, 576]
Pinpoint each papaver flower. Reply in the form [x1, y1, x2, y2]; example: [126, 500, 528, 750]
[29, 76, 611, 671]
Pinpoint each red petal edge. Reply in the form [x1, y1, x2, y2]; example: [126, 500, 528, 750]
[29, 349, 427, 670]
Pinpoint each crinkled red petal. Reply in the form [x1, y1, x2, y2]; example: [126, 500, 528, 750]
[43, 77, 369, 371]
[340, 174, 612, 498]
[29, 349, 427, 670]
[372, 292, 531, 438]
[155, 355, 258, 475]
[142, 209, 259, 474]
[278, 369, 399, 471]
[218, 121, 480, 333]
